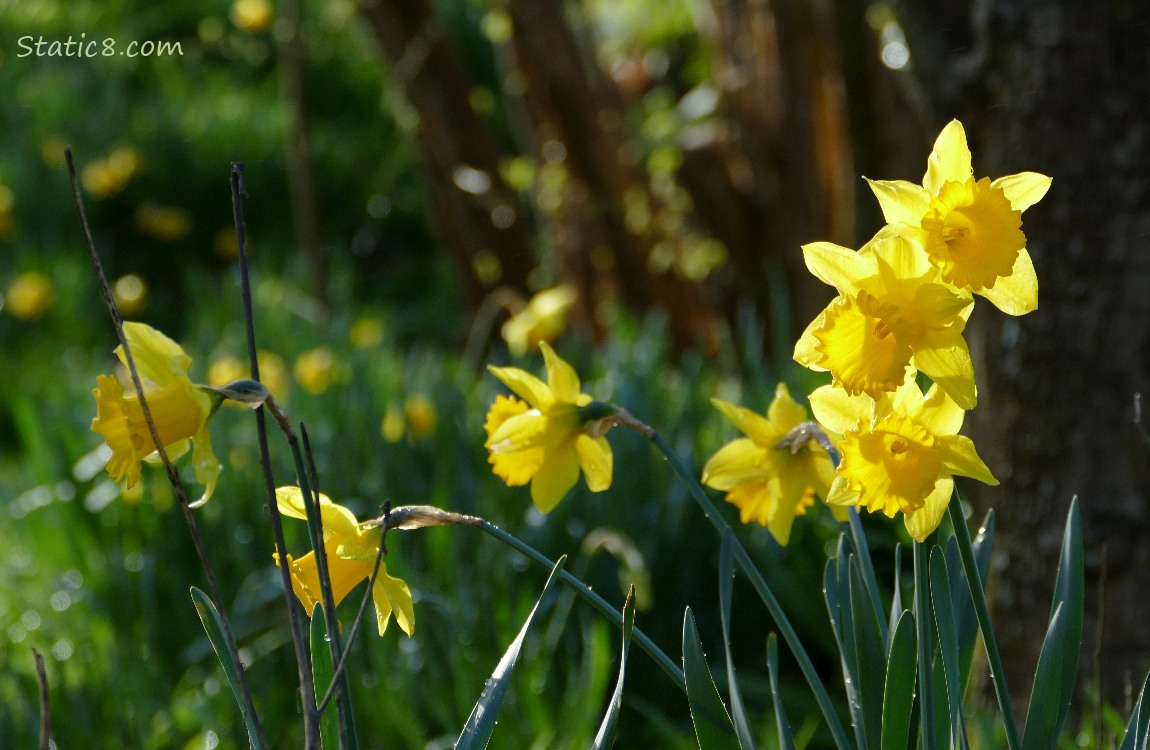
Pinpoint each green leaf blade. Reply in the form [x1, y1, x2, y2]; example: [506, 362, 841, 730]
[592, 585, 637, 750]
[881, 611, 917, 750]
[683, 607, 740, 750]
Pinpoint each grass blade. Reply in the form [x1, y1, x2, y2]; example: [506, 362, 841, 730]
[882, 610, 917, 750]
[766, 634, 795, 750]
[190, 587, 265, 750]
[824, 549, 865, 750]
[1118, 673, 1150, 750]
[929, 548, 966, 749]
[1021, 603, 1067, 750]
[683, 607, 740, 750]
[592, 585, 637, 750]
[912, 541, 936, 750]
[847, 507, 889, 646]
[310, 604, 339, 750]
[850, 561, 887, 750]
[456, 556, 567, 750]
[719, 527, 757, 749]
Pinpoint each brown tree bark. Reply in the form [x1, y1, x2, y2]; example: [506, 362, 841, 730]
[893, 0, 1150, 713]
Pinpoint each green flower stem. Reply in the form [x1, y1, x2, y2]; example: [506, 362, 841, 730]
[913, 540, 936, 747]
[648, 431, 852, 750]
[847, 507, 888, 645]
[946, 500, 1021, 750]
[476, 519, 685, 691]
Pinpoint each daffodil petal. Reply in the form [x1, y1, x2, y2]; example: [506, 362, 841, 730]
[865, 178, 930, 225]
[702, 437, 770, 490]
[766, 383, 808, 431]
[924, 120, 972, 194]
[373, 564, 415, 636]
[487, 365, 553, 409]
[189, 423, 221, 508]
[793, 314, 827, 370]
[530, 445, 581, 513]
[938, 435, 998, 486]
[916, 383, 965, 437]
[978, 249, 1038, 315]
[724, 481, 773, 526]
[118, 321, 193, 386]
[540, 342, 581, 403]
[710, 398, 777, 446]
[871, 234, 935, 286]
[487, 410, 549, 451]
[991, 172, 1052, 212]
[825, 475, 858, 506]
[903, 477, 954, 542]
[274, 486, 361, 537]
[912, 328, 977, 411]
[802, 241, 871, 295]
[575, 434, 613, 492]
[808, 384, 871, 436]
[914, 283, 974, 326]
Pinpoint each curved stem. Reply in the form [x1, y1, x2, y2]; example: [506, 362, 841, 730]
[648, 431, 852, 750]
[476, 520, 685, 691]
[946, 500, 1020, 750]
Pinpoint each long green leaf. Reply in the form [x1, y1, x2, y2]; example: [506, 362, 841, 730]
[847, 507, 889, 646]
[190, 587, 265, 750]
[766, 634, 795, 750]
[849, 562, 886, 750]
[888, 544, 904, 643]
[912, 542, 936, 750]
[592, 585, 637, 750]
[1021, 604, 1066, 750]
[683, 608, 740, 750]
[825, 549, 865, 750]
[719, 527, 757, 749]
[1118, 672, 1150, 750]
[310, 604, 339, 750]
[929, 549, 966, 749]
[456, 556, 566, 750]
[881, 611, 917, 750]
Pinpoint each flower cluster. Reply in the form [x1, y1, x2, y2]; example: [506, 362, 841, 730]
[706, 120, 1048, 542]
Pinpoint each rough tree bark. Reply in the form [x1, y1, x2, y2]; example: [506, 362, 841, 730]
[893, 0, 1150, 712]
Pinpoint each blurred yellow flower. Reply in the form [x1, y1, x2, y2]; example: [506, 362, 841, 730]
[702, 383, 842, 546]
[214, 228, 240, 260]
[501, 284, 577, 357]
[404, 395, 437, 439]
[5, 272, 53, 321]
[809, 373, 997, 541]
[113, 274, 149, 317]
[866, 119, 1051, 315]
[90, 322, 222, 507]
[210, 351, 287, 402]
[273, 486, 414, 636]
[39, 136, 68, 168]
[381, 405, 405, 443]
[794, 234, 978, 409]
[135, 203, 191, 242]
[0, 183, 14, 236]
[485, 342, 614, 513]
[349, 316, 385, 350]
[294, 347, 335, 395]
[82, 147, 142, 198]
[232, 0, 273, 32]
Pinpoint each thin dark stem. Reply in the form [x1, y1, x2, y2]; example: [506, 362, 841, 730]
[70, 149, 268, 750]
[33, 649, 49, 750]
[229, 162, 316, 749]
[318, 504, 392, 713]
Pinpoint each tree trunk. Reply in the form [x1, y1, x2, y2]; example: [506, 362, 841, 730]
[894, 0, 1150, 713]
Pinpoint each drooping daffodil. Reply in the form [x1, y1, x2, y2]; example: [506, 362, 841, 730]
[865, 119, 1051, 315]
[91, 321, 222, 506]
[794, 233, 978, 409]
[809, 372, 998, 542]
[274, 486, 414, 637]
[702, 383, 844, 546]
[501, 284, 578, 357]
[485, 342, 614, 513]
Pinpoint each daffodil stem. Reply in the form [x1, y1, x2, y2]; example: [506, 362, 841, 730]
[476, 520, 686, 691]
[847, 507, 888, 644]
[647, 431, 853, 750]
[946, 499, 1021, 750]
[231, 162, 318, 750]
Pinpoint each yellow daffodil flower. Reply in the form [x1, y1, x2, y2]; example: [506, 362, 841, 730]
[808, 373, 997, 542]
[90, 322, 222, 506]
[485, 342, 614, 513]
[701, 383, 843, 546]
[5, 272, 54, 321]
[794, 233, 978, 409]
[865, 119, 1051, 315]
[501, 284, 578, 357]
[274, 487, 414, 636]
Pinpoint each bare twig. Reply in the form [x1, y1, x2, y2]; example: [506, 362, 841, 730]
[69, 148, 268, 749]
[33, 649, 49, 750]
[229, 162, 316, 749]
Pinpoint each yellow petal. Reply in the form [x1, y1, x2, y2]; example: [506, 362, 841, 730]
[486, 409, 549, 452]
[724, 480, 774, 526]
[814, 292, 913, 398]
[487, 365, 553, 409]
[540, 341, 581, 404]
[865, 178, 930, 226]
[808, 384, 870, 436]
[373, 564, 415, 636]
[766, 382, 808, 432]
[770, 463, 819, 546]
[938, 435, 998, 485]
[575, 434, 613, 492]
[118, 321, 193, 387]
[911, 328, 977, 411]
[489, 445, 544, 486]
[924, 120, 972, 194]
[825, 475, 859, 506]
[793, 314, 828, 370]
[870, 234, 935, 286]
[913, 283, 973, 327]
[702, 438, 770, 491]
[991, 172, 1052, 212]
[710, 398, 778, 446]
[802, 241, 871, 295]
[188, 422, 222, 508]
[978, 249, 1038, 315]
[274, 486, 361, 538]
[915, 383, 965, 437]
[530, 445, 581, 513]
[903, 477, 955, 542]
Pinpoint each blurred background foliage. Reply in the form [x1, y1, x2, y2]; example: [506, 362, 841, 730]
[2, 0, 1146, 746]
